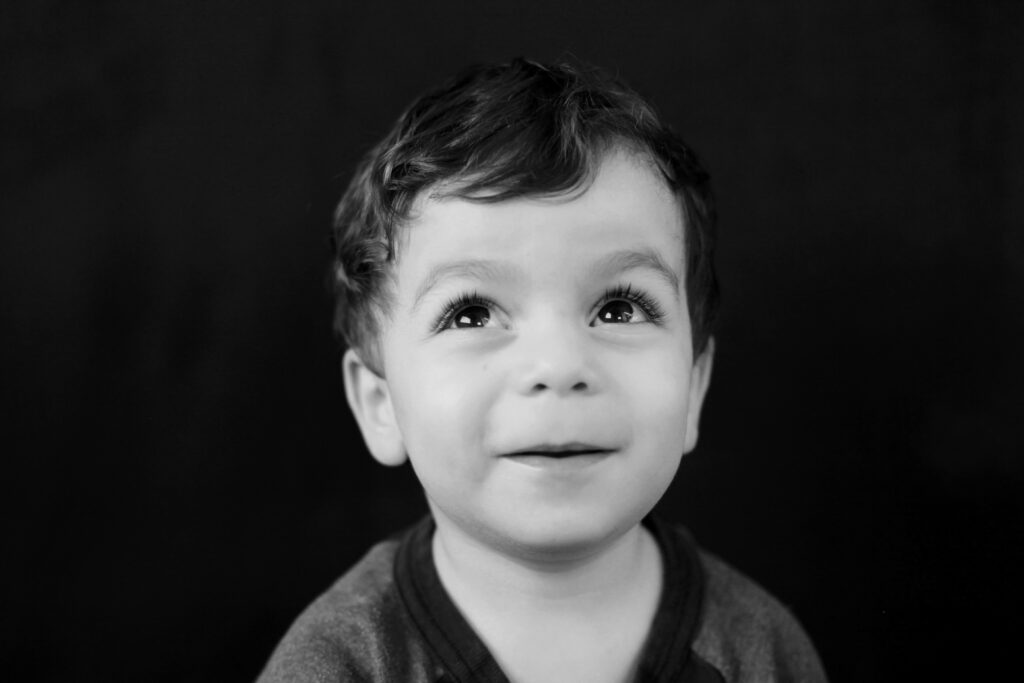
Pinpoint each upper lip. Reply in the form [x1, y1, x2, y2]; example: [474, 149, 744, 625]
[505, 442, 615, 457]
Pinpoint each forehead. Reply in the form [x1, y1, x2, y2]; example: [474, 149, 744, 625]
[393, 150, 686, 286]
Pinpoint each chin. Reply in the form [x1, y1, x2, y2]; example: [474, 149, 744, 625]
[484, 503, 648, 560]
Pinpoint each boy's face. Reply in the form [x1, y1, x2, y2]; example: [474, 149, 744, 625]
[345, 149, 712, 559]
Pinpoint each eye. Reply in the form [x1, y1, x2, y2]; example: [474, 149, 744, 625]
[451, 304, 491, 329]
[596, 300, 641, 324]
[433, 292, 499, 332]
[591, 285, 664, 326]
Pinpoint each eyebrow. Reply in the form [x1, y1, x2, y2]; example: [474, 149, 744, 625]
[410, 247, 681, 311]
[412, 259, 523, 311]
[594, 248, 681, 295]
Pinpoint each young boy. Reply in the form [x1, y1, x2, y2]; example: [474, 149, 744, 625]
[258, 58, 827, 682]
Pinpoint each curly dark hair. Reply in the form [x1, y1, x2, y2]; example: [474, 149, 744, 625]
[331, 57, 718, 373]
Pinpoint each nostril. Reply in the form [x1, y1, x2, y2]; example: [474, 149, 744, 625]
[528, 380, 589, 394]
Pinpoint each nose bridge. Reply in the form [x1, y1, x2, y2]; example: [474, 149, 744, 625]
[514, 313, 595, 395]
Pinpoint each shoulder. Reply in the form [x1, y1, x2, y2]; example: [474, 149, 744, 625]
[255, 537, 436, 683]
[691, 548, 828, 683]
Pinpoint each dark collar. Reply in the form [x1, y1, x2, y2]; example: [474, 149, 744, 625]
[394, 515, 706, 683]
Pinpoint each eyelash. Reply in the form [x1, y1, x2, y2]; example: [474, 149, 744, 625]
[431, 283, 666, 331]
[599, 284, 666, 324]
[432, 290, 495, 332]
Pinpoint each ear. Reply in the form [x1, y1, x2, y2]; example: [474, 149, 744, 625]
[342, 349, 407, 467]
[682, 337, 715, 454]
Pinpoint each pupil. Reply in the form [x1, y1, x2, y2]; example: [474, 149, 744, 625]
[601, 301, 634, 323]
[455, 305, 490, 328]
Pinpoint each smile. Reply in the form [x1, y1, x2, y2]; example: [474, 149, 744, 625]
[504, 442, 616, 459]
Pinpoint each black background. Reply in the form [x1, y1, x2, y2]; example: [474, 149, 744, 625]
[3, 1, 1022, 681]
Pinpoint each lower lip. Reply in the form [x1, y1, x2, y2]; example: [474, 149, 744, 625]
[503, 451, 613, 471]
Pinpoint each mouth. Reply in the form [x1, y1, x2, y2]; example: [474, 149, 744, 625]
[504, 442, 616, 459]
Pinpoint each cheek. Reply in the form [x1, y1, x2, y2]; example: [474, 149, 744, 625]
[390, 350, 496, 466]
[627, 350, 693, 444]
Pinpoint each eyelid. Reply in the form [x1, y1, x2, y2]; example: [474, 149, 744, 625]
[594, 283, 666, 324]
[432, 291, 499, 332]
[431, 283, 666, 331]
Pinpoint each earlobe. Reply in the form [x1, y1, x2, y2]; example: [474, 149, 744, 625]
[342, 349, 407, 467]
[682, 337, 715, 454]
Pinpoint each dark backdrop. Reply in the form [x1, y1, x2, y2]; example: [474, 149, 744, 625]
[3, 1, 1022, 681]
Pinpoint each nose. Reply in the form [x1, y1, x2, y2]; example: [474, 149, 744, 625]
[513, 321, 597, 397]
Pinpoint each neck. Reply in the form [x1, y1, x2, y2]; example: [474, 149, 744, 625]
[429, 511, 664, 683]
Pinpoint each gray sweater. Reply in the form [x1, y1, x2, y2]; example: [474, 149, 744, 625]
[257, 517, 827, 682]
